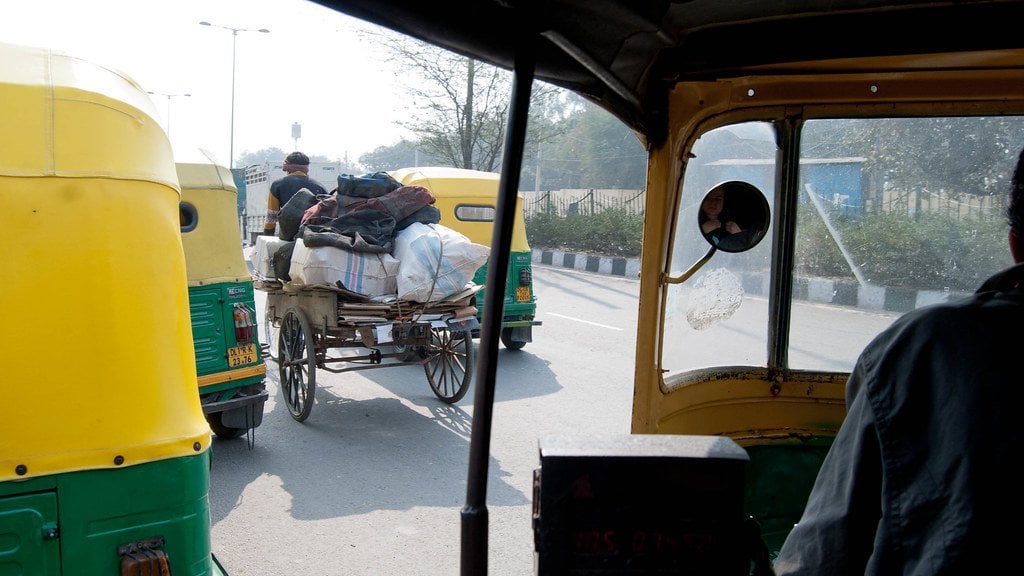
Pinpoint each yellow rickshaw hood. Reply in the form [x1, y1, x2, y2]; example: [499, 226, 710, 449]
[0, 41, 209, 482]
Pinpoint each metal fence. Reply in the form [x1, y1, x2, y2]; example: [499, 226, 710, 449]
[518, 186, 1005, 221]
[522, 189, 646, 217]
[865, 187, 1005, 221]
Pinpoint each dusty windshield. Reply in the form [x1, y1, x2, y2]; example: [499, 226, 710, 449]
[663, 117, 1023, 380]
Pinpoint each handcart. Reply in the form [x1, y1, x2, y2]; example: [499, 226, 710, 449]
[256, 281, 479, 422]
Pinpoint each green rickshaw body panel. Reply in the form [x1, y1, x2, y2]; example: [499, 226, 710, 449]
[472, 250, 538, 322]
[189, 281, 264, 384]
[178, 154, 268, 434]
[0, 454, 218, 575]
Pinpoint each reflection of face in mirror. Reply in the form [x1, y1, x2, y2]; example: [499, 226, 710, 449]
[700, 188, 743, 237]
[698, 181, 770, 253]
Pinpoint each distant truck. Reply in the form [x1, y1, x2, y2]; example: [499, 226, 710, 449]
[241, 160, 340, 243]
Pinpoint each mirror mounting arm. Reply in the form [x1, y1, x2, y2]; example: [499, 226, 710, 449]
[663, 246, 716, 285]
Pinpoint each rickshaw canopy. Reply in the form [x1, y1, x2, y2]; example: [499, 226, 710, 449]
[0, 41, 208, 482]
[178, 150, 253, 285]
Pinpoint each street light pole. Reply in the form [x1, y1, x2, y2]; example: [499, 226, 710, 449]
[199, 21, 270, 169]
[147, 91, 190, 137]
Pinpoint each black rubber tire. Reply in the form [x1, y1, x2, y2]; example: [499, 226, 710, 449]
[500, 327, 527, 351]
[207, 412, 246, 440]
[278, 307, 316, 422]
[424, 328, 473, 403]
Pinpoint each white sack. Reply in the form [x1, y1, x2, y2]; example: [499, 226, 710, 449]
[394, 222, 490, 303]
[253, 235, 289, 279]
[288, 238, 400, 297]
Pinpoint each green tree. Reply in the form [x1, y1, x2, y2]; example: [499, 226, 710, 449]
[236, 147, 359, 173]
[358, 139, 444, 172]
[802, 117, 1024, 199]
[236, 147, 288, 168]
[533, 97, 646, 190]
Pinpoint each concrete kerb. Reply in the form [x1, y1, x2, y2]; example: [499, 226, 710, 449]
[533, 249, 641, 279]
[531, 248, 972, 314]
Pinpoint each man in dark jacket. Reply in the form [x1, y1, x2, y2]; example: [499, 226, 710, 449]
[774, 147, 1024, 574]
[263, 151, 328, 236]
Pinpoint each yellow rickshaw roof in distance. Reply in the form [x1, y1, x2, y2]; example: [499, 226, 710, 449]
[390, 166, 504, 199]
[0, 41, 176, 189]
[176, 148, 237, 191]
[389, 166, 530, 250]
[177, 150, 251, 283]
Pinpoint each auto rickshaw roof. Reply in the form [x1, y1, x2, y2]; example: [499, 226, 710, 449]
[312, 0, 1024, 147]
[0, 40, 176, 188]
[176, 149, 238, 192]
[390, 166, 501, 199]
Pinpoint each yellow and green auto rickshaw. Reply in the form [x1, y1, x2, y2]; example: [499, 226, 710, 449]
[389, 166, 541, 350]
[177, 151, 268, 440]
[0, 41, 226, 574]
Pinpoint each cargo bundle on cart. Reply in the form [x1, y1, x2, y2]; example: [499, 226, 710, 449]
[253, 171, 488, 422]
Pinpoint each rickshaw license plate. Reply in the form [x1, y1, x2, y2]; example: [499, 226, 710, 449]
[227, 343, 258, 366]
[516, 286, 531, 302]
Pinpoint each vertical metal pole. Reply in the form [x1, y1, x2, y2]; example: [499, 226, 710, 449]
[461, 21, 537, 576]
[229, 30, 238, 169]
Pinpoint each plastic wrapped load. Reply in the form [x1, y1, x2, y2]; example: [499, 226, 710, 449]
[393, 222, 490, 303]
[253, 235, 290, 279]
[288, 238, 400, 296]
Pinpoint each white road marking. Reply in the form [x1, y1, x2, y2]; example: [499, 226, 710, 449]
[546, 312, 623, 331]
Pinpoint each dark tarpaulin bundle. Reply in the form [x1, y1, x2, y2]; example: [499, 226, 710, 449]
[342, 185, 436, 224]
[335, 171, 402, 198]
[302, 210, 396, 254]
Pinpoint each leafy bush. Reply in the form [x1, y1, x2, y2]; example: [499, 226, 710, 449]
[531, 205, 1010, 291]
[526, 208, 643, 257]
[795, 208, 1010, 291]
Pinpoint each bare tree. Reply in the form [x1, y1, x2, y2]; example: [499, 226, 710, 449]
[367, 29, 565, 171]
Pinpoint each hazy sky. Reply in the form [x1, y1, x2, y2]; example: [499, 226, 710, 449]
[2, 0, 413, 167]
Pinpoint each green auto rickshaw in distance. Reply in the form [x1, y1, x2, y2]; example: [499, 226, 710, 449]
[178, 151, 268, 440]
[389, 166, 541, 350]
[0, 41, 227, 575]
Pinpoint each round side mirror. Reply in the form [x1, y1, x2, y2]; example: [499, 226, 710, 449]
[698, 181, 770, 253]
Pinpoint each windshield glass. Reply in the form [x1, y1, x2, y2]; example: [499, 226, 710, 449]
[663, 116, 1023, 380]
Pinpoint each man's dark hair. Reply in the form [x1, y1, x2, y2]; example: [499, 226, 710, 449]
[1009, 147, 1024, 234]
[285, 151, 310, 166]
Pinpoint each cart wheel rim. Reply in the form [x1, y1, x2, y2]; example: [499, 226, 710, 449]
[278, 307, 316, 422]
[424, 328, 473, 403]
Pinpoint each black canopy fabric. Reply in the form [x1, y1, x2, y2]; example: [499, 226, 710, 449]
[313, 0, 1024, 147]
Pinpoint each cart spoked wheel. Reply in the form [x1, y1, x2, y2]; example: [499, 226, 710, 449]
[423, 327, 473, 403]
[278, 307, 316, 422]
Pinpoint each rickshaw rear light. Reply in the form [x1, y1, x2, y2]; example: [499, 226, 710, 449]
[519, 267, 532, 286]
[233, 303, 256, 344]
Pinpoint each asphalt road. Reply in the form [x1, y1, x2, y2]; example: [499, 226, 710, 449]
[208, 264, 640, 576]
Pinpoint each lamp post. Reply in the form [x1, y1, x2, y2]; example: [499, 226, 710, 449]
[199, 21, 270, 169]
[146, 91, 190, 137]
